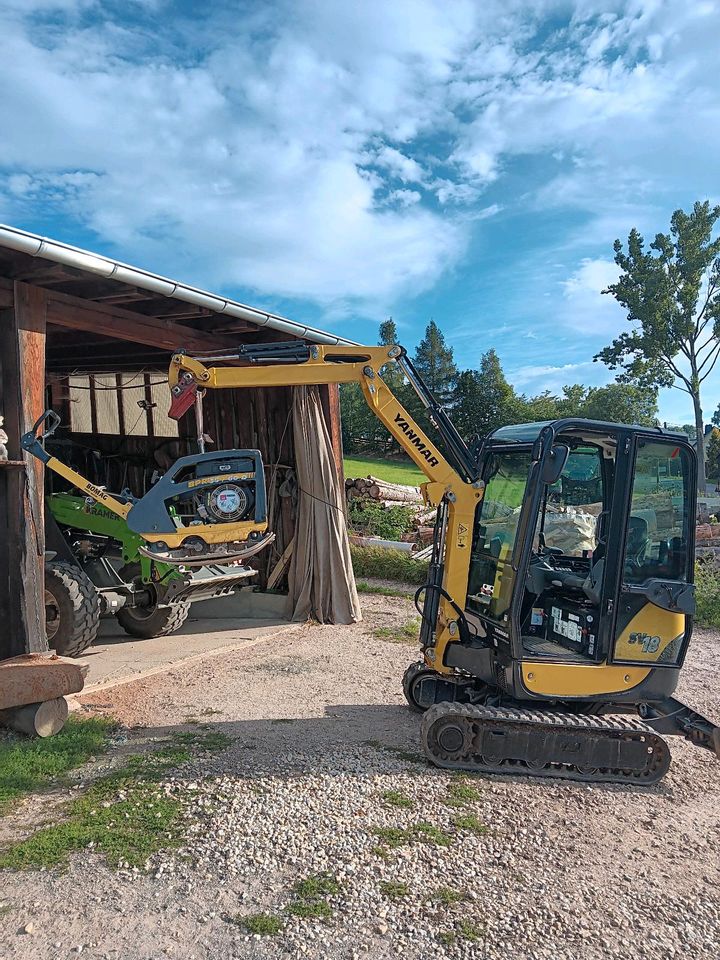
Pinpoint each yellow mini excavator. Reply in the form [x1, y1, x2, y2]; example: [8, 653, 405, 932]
[168, 341, 720, 784]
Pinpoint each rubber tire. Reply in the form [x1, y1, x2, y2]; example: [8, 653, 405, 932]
[44, 560, 100, 658]
[402, 661, 435, 713]
[116, 600, 190, 639]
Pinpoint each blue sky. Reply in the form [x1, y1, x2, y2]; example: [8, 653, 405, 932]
[1, 0, 719, 425]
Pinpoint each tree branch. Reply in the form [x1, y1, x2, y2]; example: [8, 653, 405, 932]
[698, 339, 720, 379]
[695, 275, 718, 331]
[662, 353, 693, 391]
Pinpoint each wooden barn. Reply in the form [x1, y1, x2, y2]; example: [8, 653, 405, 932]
[0, 225, 355, 726]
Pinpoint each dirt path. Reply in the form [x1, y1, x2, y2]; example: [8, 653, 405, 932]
[1, 595, 719, 960]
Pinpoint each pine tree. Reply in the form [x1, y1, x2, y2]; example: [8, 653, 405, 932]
[413, 320, 458, 405]
[453, 349, 516, 439]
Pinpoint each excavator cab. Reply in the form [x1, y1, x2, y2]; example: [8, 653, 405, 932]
[454, 419, 696, 703]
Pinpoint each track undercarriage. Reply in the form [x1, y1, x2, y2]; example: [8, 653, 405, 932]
[421, 702, 670, 785]
[403, 661, 691, 786]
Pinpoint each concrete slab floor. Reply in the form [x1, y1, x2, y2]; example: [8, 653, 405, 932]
[73, 615, 300, 695]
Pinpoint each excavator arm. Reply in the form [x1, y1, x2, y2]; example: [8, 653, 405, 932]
[168, 342, 486, 672]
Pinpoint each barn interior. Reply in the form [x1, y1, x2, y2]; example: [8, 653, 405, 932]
[0, 226, 351, 666]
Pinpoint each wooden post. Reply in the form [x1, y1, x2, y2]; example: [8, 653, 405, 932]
[319, 383, 344, 483]
[0, 282, 48, 659]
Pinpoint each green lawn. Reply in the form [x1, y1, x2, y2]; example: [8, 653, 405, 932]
[343, 455, 425, 486]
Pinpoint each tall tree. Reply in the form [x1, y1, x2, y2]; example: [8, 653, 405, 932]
[413, 320, 458, 405]
[706, 429, 720, 483]
[454, 349, 516, 439]
[580, 383, 658, 426]
[595, 201, 720, 491]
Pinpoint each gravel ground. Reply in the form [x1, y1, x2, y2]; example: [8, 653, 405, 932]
[1, 594, 719, 960]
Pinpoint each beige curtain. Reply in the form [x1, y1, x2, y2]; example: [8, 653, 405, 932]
[287, 386, 362, 624]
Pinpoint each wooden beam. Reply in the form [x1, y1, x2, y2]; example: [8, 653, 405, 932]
[44, 286, 237, 353]
[0, 282, 48, 658]
[130, 300, 212, 319]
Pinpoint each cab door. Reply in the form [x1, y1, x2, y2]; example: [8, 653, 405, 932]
[611, 437, 696, 667]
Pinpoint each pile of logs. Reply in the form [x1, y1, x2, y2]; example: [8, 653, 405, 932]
[346, 475, 436, 549]
[346, 475, 422, 506]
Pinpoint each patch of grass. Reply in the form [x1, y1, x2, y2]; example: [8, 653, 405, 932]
[457, 920, 483, 942]
[371, 822, 453, 850]
[427, 886, 466, 906]
[0, 716, 114, 816]
[437, 921, 484, 946]
[287, 899, 333, 920]
[362, 738, 383, 749]
[239, 913, 284, 936]
[287, 873, 340, 923]
[414, 822, 453, 847]
[381, 789, 414, 809]
[379, 880, 410, 899]
[445, 781, 482, 807]
[344, 456, 425, 486]
[371, 826, 410, 849]
[351, 545, 429, 586]
[0, 744, 192, 871]
[372, 617, 420, 645]
[293, 873, 341, 899]
[382, 746, 425, 764]
[356, 581, 414, 599]
[169, 730, 233, 752]
[452, 813, 488, 835]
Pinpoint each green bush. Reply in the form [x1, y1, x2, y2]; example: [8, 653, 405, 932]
[347, 498, 415, 541]
[695, 560, 720, 626]
[350, 545, 429, 585]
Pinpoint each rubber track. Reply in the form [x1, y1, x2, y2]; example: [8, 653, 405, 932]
[45, 561, 100, 658]
[421, 702, 671, 785]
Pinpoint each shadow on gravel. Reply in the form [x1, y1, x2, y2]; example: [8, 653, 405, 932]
[107, 703, 676, 797]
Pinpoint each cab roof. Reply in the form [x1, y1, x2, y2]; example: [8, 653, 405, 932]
[485, 418, 689, 445]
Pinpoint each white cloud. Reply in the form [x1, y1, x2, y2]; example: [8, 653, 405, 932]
[559, 257, 627, 336]
[0, 0, 476, 310]
[508, 359, 605, 393]
[373, 146, 426, 184]
[1, 0, 719, 326]
[385, 189, 422, 207]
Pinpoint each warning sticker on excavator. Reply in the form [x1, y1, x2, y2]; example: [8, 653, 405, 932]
[457, 521, 469, 548]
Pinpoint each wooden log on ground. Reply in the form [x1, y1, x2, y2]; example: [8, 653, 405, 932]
[0, 653, 88, 711]
[371, 483, 422, 503]
[0, 697, 68, 737]
[366, 475, 422, 493]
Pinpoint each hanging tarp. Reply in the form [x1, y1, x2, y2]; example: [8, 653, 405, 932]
[287, 386, 361, 624]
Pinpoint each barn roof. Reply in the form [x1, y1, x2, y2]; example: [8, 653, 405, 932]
[0, 223, 353, 349]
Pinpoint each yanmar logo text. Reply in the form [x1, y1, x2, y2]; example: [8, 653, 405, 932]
[393, 413, 440, 468]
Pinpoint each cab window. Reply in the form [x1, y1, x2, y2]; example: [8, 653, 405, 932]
[467, 451, 531, 621]
[539, 446, 605, 556]
[624, 440, 692, 584]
